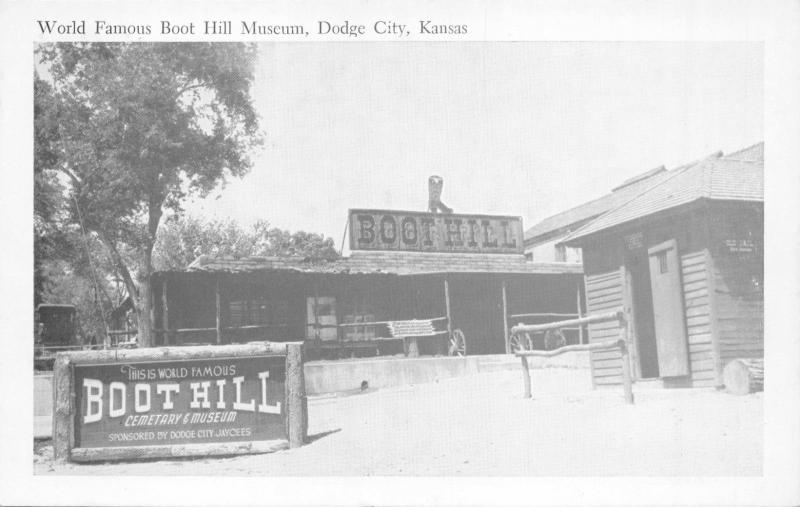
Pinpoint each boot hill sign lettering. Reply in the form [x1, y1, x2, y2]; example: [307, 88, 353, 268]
[349, 209, 524, 254]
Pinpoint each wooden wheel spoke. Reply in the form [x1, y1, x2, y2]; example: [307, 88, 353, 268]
[448, 329, 466, 357]
[544, 329, 566, 350]
[510, 332, 532, 352]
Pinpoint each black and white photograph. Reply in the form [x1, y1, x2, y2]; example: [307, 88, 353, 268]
[2, 1, 800, 506]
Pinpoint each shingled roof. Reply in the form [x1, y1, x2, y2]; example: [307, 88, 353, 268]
[339, 251, 581, 275]
[563, 142, 764, 245]
[180, 251, 582, 276]
[524, 164, 672, 243]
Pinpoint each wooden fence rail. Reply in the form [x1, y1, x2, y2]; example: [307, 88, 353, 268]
[511, 311, 622, 335]
[512, 311, 634, 404]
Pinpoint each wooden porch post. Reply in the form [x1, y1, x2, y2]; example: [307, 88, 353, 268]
[576, 282, 585, 345]
[621, 265, 640, 380]
[313, 284, 320, 341]
[444, 277, 452, 337]
[162, 277, 169, 346]
[215, 277, 222, 345]
[620, 316, 635, 404]
[520, 356, 532, 399]
[502, 280, 510, 354]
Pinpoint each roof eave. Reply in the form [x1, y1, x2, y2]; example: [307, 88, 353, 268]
[561, 197, 741, 246]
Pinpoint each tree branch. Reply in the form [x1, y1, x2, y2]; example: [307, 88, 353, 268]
[148, 190, 165, 243]
[58, 165, 82, 186]
[175, 82, 206, 101]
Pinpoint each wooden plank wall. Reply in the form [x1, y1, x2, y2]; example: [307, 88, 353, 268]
[712, 259, 764, 365]
[585, 269, 624, 385]
[680, 250, 717, 387]
[707, 203, 764, 380]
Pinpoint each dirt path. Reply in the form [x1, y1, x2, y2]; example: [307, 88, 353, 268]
[34, 369, 762, 476]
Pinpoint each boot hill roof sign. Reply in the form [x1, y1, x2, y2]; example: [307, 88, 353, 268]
[349, 209, 524, 255]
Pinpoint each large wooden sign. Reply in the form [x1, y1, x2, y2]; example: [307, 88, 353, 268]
[349, 209, 523, 254]
[73, 355, 284, 448]
[53, 343, 306, 462]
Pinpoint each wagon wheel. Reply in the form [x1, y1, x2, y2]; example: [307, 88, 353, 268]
[509, 332, 533, 353]
[544, 329, 567, 350]
[448, 329, 467, 357]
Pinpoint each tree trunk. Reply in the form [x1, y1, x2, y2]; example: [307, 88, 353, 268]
[98, 233, 141, 347]
[137, 247, 155, 348]
[136, 191, 163, 349]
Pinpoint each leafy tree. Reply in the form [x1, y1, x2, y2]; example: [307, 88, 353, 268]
[37, 42, 261, 346]
[34, 75, 68, 306]
[262, 228, 340, 261]
[38, 258, 114, 343]
[153, 215, 339, 271]
[36, 73, 116, 339]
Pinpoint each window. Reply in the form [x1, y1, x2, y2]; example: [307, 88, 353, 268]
[306, 296, 338, 341]
[554, 244, 581, 263]
[657, 251, 669, 273]
[340, 295, 377, 341]
[229, 297, 288, 328]
[554, 244, 567, 262]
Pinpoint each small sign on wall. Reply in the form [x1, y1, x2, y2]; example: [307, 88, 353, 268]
[724, 238, 756, 254]
[623, 231, 645, 251]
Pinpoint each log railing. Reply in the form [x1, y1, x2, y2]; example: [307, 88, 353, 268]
[511, 311, 634, 404]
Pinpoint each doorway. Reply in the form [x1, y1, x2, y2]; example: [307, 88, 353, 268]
[306, 296, 338, 341]
[646, 240, 690, 377]
[449, 275, 505, 355]
[626, 238, 691, 380]
[627, 254, 659, 378]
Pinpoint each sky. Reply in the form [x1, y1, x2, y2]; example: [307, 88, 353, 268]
[183, 42, 763, 250]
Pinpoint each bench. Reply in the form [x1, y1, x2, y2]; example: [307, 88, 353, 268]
[387, 319, 448, 357]
[304, 317, 453, 359]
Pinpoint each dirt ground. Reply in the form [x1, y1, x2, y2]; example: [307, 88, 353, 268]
[34, 368, 762, 476]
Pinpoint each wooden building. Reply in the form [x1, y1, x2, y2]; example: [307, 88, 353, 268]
[562, 143, 763, 388]
[151, 210, 584, 359]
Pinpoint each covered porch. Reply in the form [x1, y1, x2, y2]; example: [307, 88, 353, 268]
[151, 253, 583, 359]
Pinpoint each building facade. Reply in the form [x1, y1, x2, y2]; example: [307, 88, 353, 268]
[563, 143, 763, 388]
[152, 209, 585, 359]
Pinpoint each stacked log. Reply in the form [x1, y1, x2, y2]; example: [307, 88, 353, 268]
[723, 358, 764, 395]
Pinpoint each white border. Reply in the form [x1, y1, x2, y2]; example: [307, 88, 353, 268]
[2, 0, 799, 505]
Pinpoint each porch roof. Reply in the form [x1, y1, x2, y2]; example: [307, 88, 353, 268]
[168, 251, 583, 277]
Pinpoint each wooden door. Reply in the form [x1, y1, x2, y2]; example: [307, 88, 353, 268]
[647, 240, 689, 377]
[306, 296, 338, 341]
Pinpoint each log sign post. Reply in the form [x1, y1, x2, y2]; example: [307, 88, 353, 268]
[52, 342, 306, 462]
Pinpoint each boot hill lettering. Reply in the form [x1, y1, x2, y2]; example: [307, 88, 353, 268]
[82, 370, 281, 424]
[349, 210, 523, 254]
